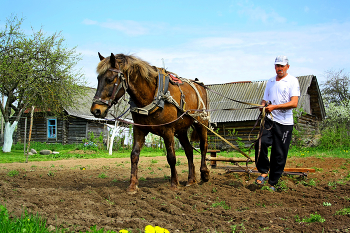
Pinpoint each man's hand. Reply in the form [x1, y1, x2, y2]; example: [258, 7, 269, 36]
[260, 96, 299, 113]
[265, 104, 275, 113]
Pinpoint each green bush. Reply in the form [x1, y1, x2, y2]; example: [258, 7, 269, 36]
[318, 123, 350, 150]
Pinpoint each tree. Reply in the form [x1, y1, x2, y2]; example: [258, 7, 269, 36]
[0, 15, 87, 152]
[321, 69, 350, 105]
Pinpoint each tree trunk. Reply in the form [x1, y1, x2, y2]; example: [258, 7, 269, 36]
[2, 121, 18, 153]
[1, 95, 4, 143]
[109, 121, 119, 155]
[26, 106, 35, 162]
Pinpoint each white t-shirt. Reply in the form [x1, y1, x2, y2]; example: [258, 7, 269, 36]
[263, 74, 300, 125]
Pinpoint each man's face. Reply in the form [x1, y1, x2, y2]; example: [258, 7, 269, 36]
[275, 64, 290, 78]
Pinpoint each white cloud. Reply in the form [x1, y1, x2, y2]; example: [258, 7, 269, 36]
[80, 21, 350, 88]
[100, 20, 148, 36]
[82, 19, 97, 25]
[238, 4, 287, 24]
[81, 19, 167, 36]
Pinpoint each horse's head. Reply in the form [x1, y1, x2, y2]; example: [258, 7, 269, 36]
[91, 53, 127, 118]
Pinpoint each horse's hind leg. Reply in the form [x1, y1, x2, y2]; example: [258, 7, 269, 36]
[127, 127, 147, 194]
[194, 122, 210, 182]
[163, 132, 179, 191]
[177, 130, 196, 186]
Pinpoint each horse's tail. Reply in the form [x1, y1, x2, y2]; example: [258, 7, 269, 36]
[190, 126, 200, 142]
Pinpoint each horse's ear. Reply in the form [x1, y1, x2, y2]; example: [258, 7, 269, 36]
[110, 53, 116, 68]
[98, 52, 105, 61]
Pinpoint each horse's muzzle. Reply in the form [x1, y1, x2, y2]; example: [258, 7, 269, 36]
[91, 104, 107, 118]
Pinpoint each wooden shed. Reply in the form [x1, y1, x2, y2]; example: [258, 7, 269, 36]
[15, 88, 131, 145]
[207, 75, 325, 150]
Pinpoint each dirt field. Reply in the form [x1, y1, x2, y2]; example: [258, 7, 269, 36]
[0, 154, 349, 232]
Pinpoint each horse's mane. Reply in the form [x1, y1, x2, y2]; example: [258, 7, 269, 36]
[96, 54, 158, 81]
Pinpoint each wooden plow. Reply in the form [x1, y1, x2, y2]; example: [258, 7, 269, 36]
[205, 150, 315, 177]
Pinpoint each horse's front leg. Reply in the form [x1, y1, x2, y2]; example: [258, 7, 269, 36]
[163, 132, 179, 191]
[127, 126, 147, 194]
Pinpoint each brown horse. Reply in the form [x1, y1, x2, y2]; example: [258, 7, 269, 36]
[91, 53, 210, 193]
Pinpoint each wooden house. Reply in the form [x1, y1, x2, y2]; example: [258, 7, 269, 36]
[207, 75, 325, 150]
[15, 88, 131, 145]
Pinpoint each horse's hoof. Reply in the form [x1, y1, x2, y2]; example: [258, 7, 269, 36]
[127, 186, 138, 194]
[186, 180, 197, 186]
[169, 185, 179, 191]
[201, 172, 210, 182]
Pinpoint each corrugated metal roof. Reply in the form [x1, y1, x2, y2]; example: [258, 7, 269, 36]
[64, 87, 132, 121]
[207, 75, 324, 123]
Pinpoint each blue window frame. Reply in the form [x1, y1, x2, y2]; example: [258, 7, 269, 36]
[47, 118, 57, 139]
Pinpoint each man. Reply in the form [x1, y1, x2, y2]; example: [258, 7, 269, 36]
[255, 55, 300, 191]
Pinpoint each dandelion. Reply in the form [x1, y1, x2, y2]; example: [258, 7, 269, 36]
[145, 225, 155, 233]
[119, 230, 128, 233]
[144, 225, 169, 233]
[155, 226, 164, 233]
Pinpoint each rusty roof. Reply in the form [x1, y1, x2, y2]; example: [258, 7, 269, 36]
[65, 87, 132, 121]
[207, 75, 325, 123]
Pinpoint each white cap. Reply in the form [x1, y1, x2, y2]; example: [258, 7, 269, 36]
[274, 56, 289, 65]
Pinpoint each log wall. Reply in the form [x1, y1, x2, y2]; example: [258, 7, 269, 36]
[14, 113, 108, 145]
[208, 114, 320, 150]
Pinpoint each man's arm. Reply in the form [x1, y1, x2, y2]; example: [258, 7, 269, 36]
[264, 96, 299, 113]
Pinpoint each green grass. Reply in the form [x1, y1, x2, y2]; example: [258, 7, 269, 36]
[2, 141, 350, 165]
[0, 142, 187, 163]
[0, 204, 122, 233]
[0, 205, 53, 233]
[335, 207, 350, 215]
[211, 200, 231, 210]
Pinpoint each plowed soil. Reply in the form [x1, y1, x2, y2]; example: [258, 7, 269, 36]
[0, 154, 349, 232]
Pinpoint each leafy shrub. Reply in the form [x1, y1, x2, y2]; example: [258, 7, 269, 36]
[318, 123, 350, 150]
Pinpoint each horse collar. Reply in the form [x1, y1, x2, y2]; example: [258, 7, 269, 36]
[129, 68, 170, 115]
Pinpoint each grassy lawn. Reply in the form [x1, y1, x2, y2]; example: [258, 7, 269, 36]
[1, 141, 349, 164]
[0, 142, 188, 164]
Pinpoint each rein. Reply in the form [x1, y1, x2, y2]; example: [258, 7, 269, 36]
[95, 67, 271, 166]
[203, 85, 263, 107]
[108, 110, 189, 127]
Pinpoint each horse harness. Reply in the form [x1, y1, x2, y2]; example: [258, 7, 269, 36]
[92, 68, 128, 107]
[92, 67, 195, 115]
[129, 68, 171, 115]
[128, 68, 205, 116]
[95, 67, 270, 163]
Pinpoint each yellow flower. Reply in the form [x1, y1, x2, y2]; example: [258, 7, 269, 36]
[119, 230, 128, 233]
[145, 225, 155, 233]
[154, 226, 164, 233]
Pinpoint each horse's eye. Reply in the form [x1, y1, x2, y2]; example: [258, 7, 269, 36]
[106, 76, 115, 83]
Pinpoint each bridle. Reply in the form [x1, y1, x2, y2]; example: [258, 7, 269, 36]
[92, 68, 128, 107]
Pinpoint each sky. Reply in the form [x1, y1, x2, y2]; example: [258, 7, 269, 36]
[1, 0, 350, 88]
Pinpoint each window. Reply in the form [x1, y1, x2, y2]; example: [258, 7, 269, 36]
[47, 118, 57, 139]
